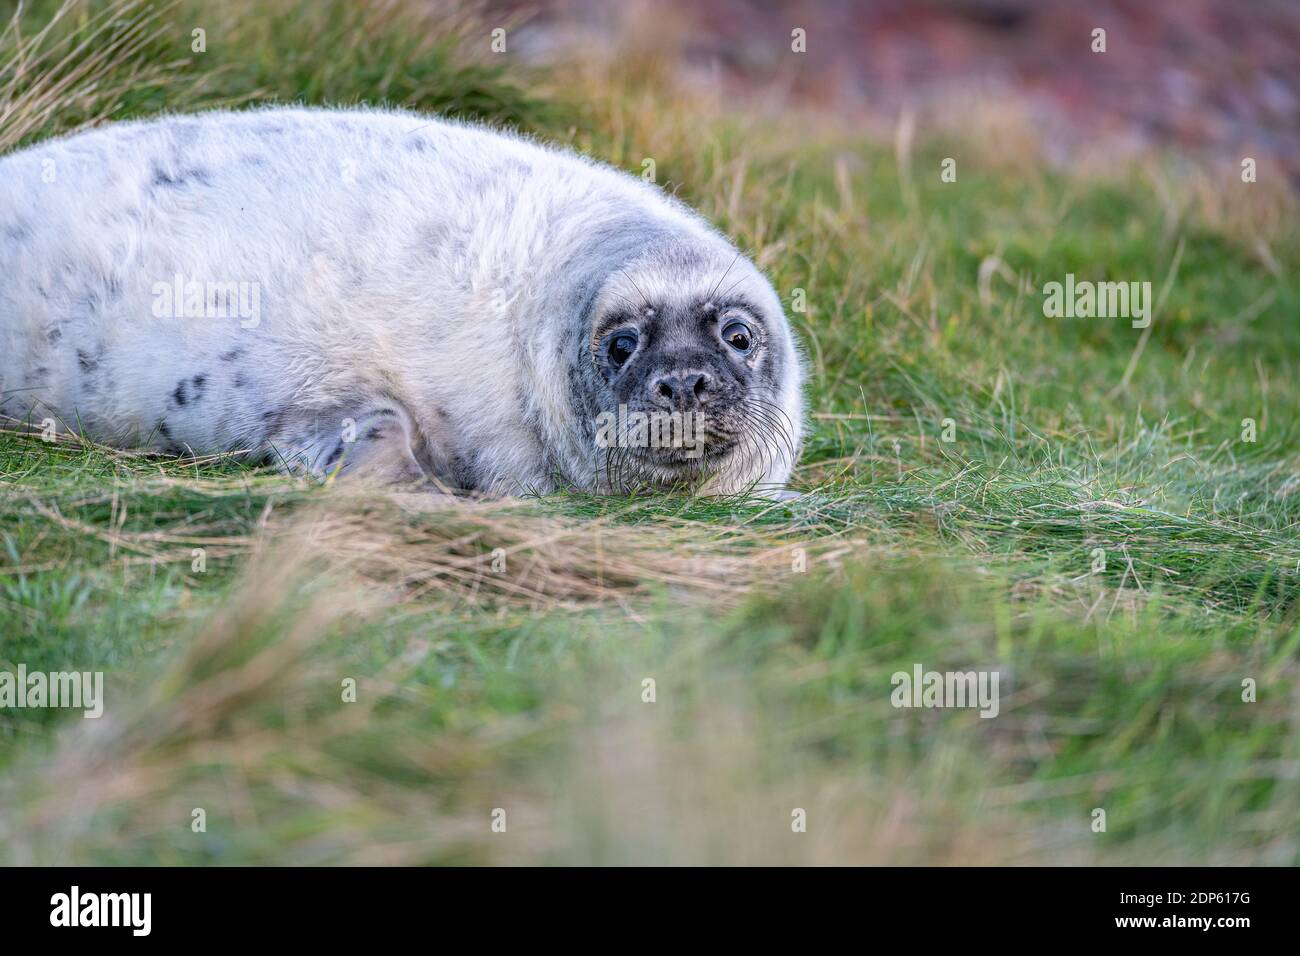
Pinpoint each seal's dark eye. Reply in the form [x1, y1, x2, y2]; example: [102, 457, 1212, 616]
[721, 320, 752, 353]
[609, 332, 638, 367]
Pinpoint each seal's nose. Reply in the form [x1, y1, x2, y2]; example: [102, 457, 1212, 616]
[651, 370, 713, 411]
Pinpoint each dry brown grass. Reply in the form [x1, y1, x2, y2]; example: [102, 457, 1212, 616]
[0, 0, 184, 153]
[0, 531, 1050, 866]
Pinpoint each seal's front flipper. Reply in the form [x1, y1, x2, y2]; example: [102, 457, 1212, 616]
[276, 404, 429, 485]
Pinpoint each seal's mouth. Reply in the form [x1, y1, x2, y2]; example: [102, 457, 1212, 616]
[593, 395, 795, 493]
[604, 448, 715, 492]
[596, 413, 746, 491]
[634, 441, 731, 469]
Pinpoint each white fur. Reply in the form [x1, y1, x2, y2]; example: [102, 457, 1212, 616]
[0, 107, 803, 494]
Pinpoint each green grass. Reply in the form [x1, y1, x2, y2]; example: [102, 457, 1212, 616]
[1, 0, 1298, 865]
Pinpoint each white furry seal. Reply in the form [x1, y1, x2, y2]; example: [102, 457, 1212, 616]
[0, 107, 804, 496]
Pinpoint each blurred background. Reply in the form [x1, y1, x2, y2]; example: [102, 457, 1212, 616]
[495, 0, 1300, 184]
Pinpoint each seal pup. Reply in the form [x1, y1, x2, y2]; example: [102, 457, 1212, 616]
[0, 107, 804, 496]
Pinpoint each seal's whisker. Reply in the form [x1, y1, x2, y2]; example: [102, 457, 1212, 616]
[615, 268, 653, 312]
[739, 394, 798, 457]
[715, 271, 752, 304]
[740, 400, 795, 463]
[739, 387, 797, 421]
[730, 407, 780, 481]
[749, 410, 792, 478]
[603, 289, 647, 316]
[706, 251, 741, 303]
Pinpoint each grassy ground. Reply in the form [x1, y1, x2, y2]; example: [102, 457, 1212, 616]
[1, 0, 1298, 865]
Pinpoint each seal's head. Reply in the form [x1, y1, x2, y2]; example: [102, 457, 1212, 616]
[582, 241, 804, 496]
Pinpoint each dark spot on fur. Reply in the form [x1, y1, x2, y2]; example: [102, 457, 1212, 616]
[323, 438, 346, 469]
[154, 420, 183, 455]
[77, 349, 98, 372]
[449, 452, 480, 491]
[110, 207, 144, 229]
[151, 165, 213, 189]
[233, 372, 249, 389]
[260, 408, 286, 435]
[173, 374, 208, 406]
[46, 326, 62, 344]
[421, 220, 450, 247]
[219, 347, 245, 362]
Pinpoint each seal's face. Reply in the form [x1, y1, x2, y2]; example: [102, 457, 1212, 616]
[585, 253, 801, 493]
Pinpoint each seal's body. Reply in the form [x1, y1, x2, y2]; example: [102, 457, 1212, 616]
[0, 108, 803, 495]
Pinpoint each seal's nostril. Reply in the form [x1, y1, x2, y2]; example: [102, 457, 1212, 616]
[654, 372, 712, 408]
[653, 372, 713, 408]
